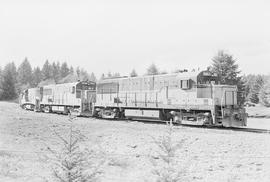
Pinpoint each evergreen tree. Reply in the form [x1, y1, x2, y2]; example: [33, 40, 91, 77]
[211, 50, 240, 85]
[32, 67, 43, 87]
[130, 69, 138, 77]
[243, 74, 266, 104]
[210, 50, 244, 104]
[237, 78, 246, 105]
[56, 62, 61, 77]
[259, 79, 270, 107]
[17, 58, 33, 86]
[76, 67, 81, 79]
[107, 71, 112, 78]
[69, 66, 74, 74]
[146, 63, 159, 75]
[48, 115, 103, 182]
[1, 62, 17, 100]
[79, 69, 90, 81]
[100, 73, 105, 80]
[89, 72, 97, 82]
[60, 62, 70, 78]
[242, 74, 256, 101]
[250, 75, 265, 103]
[42, 60, 53, 80]
[52, 62, 61, 83]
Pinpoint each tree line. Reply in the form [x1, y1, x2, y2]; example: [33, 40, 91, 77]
[0, 51, 270, 106]
[0, 58, 96, 100]
[139, 50, 270, 107]
[209, 50, 270, 107]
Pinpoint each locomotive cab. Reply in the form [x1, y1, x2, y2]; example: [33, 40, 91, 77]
[20, 88, 40, 110]
[75, 81, 96, 116]
[196, 71, 247, 127]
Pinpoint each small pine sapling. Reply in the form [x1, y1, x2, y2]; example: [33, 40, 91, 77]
[47, 114, 103, 182]
[151, 120, 188, 182]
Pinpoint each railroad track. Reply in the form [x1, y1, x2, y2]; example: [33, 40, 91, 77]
[222, 127, 270, 134]
[175, 124, 270, 134]
[22, 109, 270, 134]
[121, 118, 270, 134]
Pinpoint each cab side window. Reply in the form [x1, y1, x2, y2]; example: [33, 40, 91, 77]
[180, 80, 190, 89]
[25, 89, 29, 101]
[76, 90, 81, 98]
[72, 86, 75, 94]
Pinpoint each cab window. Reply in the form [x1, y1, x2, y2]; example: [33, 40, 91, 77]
[76, 90, 81, 98]
[72, 86, 75, 94]
[180, 80, 189, 89]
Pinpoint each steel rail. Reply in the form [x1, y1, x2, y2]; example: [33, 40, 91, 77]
[178, 124, 270, 134]
[118, 118, 270, 134]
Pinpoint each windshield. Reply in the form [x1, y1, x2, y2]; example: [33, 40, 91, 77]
[76, 81, 96, 91]
[197, 85, 212, 98]
[197, 71, 219, 85]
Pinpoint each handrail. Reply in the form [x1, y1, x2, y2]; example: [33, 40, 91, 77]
[220, 90, 226, 119]
[221, 90, 234, 118]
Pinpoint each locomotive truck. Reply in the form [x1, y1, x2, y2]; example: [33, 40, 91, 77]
[19, 70, 247, 127]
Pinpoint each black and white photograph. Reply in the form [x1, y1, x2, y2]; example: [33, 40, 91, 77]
[0, 0, 270, 181]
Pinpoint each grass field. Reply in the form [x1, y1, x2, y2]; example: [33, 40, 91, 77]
[1, 102, 270, 182]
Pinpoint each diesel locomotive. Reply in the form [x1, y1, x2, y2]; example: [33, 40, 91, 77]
[19, 70, 247, 127]
[19, 81, 96, 116]
[94, 70, 247, 127]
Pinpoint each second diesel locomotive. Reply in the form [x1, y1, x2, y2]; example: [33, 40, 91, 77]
[94, 70, 247, 127]
[19, 81, 96, 116]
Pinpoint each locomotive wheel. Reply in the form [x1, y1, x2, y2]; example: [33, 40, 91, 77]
[22, 104, 27, 110]
[44, 106, 51, 113]
[69, 108, 80, 116]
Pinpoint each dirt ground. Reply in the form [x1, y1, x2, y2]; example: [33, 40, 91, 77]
[1, 102, 270, 182]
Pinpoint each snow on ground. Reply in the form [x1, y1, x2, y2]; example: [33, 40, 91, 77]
[246, 105, 270, 118]
[247, 118, 270, 130]
[245, 105, 270, 129]
[0, 102, 270, 182]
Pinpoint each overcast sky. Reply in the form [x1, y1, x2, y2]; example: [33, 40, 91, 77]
[0, 0, 270, 77]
